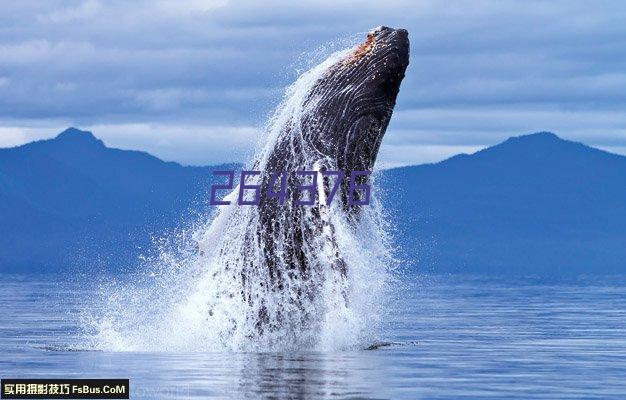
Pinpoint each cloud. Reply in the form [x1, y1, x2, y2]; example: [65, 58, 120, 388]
[0, 121, 260, 166]
[0, 125, 66, 148]
[87, 122, 260, 165]
[1, 0, 626, 165]
[38, 0, 101, 23]
[388, 108, 626, 145]
[377, 143, 484, 169]
[155, 0, 230, 15]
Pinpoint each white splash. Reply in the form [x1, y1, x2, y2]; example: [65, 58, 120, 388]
[84, 46, 397, 352]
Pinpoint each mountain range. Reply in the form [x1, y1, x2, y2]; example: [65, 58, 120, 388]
[383, 132, 626, 275]
[0, 128, 232, 273]
[1, 128, 624, 275]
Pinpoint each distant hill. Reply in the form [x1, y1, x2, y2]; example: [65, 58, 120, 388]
[0, 128, 233, 273]
[1, 128, 625, 275]
[382, 132, 626, 275]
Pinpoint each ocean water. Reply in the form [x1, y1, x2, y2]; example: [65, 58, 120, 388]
[1, 273, 625, 399]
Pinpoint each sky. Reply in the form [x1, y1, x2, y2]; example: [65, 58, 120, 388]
[1, 0, 626, 167]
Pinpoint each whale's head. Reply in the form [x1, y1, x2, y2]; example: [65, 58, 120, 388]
[303, 26, 410, 172]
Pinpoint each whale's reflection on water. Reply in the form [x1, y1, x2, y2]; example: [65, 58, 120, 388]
[16, 347, 413, 399]
[238, 352, 380, 399]
[2, 274, 626, 399]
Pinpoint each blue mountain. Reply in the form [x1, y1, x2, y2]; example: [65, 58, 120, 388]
[1, 128, 624, 275]
[0, 128, 233, 273]
[382, 132, 626, 275]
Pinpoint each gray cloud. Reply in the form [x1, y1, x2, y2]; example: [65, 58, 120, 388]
[1, 0, 626, 166]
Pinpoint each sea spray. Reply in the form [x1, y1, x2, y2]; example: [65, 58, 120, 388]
[84, 45, 398, 352]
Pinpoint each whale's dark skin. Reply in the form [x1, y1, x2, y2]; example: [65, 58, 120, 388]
[242, 27, 409, 333]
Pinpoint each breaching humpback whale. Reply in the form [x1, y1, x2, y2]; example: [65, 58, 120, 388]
[198, 26, 409, 347]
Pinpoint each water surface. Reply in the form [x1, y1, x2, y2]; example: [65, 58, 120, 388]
[1, 274, 625, 399]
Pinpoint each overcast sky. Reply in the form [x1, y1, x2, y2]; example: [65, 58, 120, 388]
[1, 0, 626, 167]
